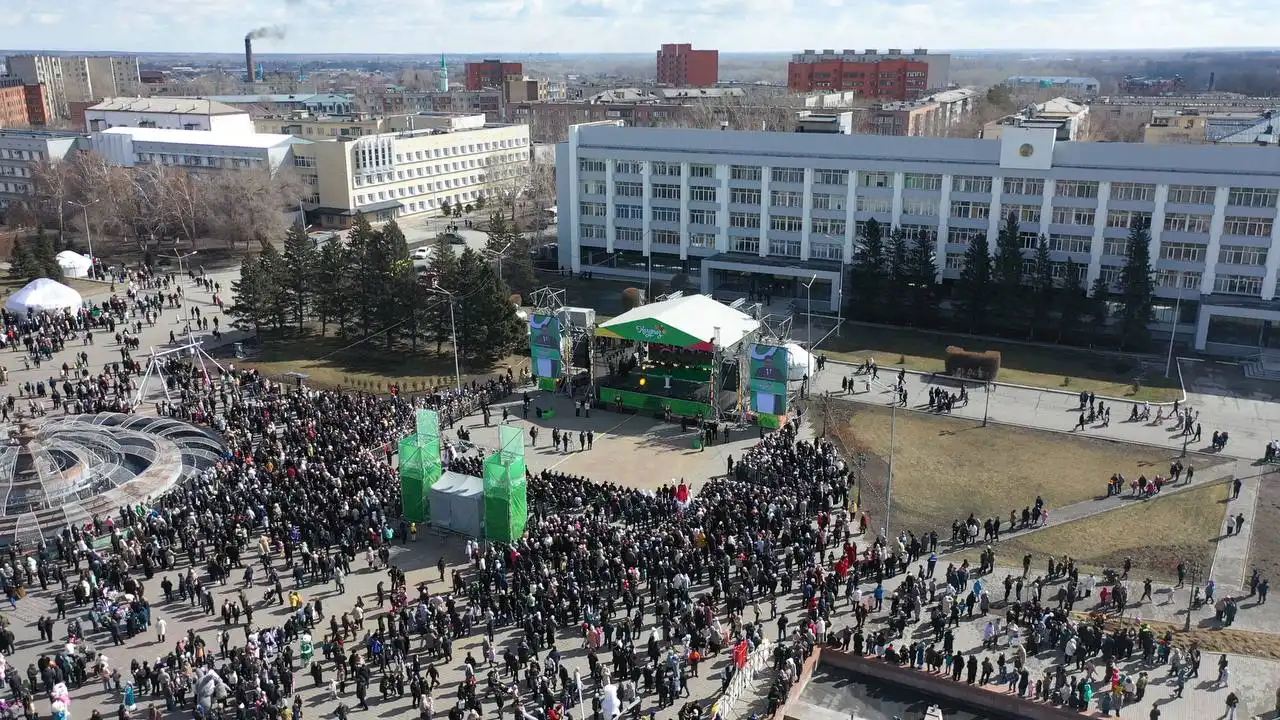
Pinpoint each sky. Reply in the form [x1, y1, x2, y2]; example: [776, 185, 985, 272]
[1, 0, 1277, 54]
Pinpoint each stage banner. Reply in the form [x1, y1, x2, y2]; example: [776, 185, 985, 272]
[529, 314, 563, 380]
[748, 344, 789, 416]
[415, 409, 439, 441]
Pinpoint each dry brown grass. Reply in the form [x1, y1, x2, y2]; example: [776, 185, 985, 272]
[993, 481, 1230, 581]
[833, 401, 1195, 538]
[1088, 614, 1280, 661]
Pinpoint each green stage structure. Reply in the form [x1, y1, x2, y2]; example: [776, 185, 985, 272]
[484, 424, 528, 543]
[399, 409, 443, 522]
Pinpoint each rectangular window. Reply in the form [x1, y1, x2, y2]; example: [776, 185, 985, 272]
[580, 180, 606, 195]
[1106, 209, 1152, 229]
[614, 181, 643, 197]
[1163, 213, 1212, 234]
[1219, 244, 1267, 267]
[1158, 242, 1204, 262]
[815, 169, 848, 186]
[614, 160, 642, 174]
[1055, 180, 1100, 199]
[652, 207, 680, 222]
[616, 227, 643, 243]
[1227, 187, 1279, 208]
[731, 237, 759, 254]
[1019, 231, 1040, 250]
[901, 224, 937, 243]
[770, 190, 803, 208]
[810, 242, 843, 260]
[652, 183, 681, 200]
[1155, 270, 1202, 290]
[1003, 204, 1041, 224]
[812, 193, 846, 212]
[811, 218, 847, 236]
[730, 188, 761, 205]
[1223, 216, 1273, 237]
[689, 164, 715, 178]
[1051, 207, 1095, 226]
[578, 158, 605, 173]
[1100, 265, 1123, 287]
[859, 196, 894, 214]
[770, 215, 803, 233]
[903, 173, 942, 191]
[951, 200, 990, 220]
[1103, 238, 1129, 256]
[689, 209, 717, 226]
[948, 227, 983, 246]
[768, 239, 801, 257]
[650, 161, 681, 177]
[901, 198, 938, 217]
[771, 167, 805, 184]
[1002, 177, 1044, 196]
[860, 171, 892, 188]
[1167, 185, 1214, 205]
[579, 201, 607, 218]
[729, 212, 761, 229]
[730, 165, 762, 181]
[579, 224, 606, 240]
[1110, 182, 1156, 202]
[690, 233, 717, 248]
[952, 175, 993, 194]
[690, 186, 717, 203]
[651, 229, 680, 246]
[614, 204, 643, 220]
[945, 252, 966, 270]
[1214, 274, 1263, 295]
[1049, 235, 1091, 254]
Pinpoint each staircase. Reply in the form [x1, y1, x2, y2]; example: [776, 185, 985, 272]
[1242, 349, 1280, 381]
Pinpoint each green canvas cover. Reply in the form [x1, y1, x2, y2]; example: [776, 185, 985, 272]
[483, 451, 528, 543]
[399, 434, 428, 522]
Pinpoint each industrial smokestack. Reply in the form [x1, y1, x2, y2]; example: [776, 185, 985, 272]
[245, 35, 254, 82]
[1207, 72, 1216, 92]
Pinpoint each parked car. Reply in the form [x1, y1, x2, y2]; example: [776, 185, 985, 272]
[411, 246, 434, 260]
[442, 232, 465, 245]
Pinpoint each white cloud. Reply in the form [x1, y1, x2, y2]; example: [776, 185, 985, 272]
[0, 0, 1274, 52]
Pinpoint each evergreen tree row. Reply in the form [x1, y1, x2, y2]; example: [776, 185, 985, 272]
[848, 213, 1156, 350]
[229, 213, 524, 363]
[7, 229, 65, 284]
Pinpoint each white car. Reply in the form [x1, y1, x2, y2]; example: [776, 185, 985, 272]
[411, 246, 434, 260]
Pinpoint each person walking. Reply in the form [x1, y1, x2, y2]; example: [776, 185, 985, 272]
[1226, 691, 1240, 720]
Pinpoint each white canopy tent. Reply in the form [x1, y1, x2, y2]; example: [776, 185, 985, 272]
[598, 294, 760, 350]
[4, 278, 84, 315]
[784, 342, 816, 380]
[55, 251, 93, 278]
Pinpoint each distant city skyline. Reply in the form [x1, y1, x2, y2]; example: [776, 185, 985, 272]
[1, 0, 1276, 55]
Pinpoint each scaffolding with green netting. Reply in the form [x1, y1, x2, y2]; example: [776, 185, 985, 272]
[483, 424, 529, 543]
[399, 410, 442, 522]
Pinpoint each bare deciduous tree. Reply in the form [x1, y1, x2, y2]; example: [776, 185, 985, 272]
[202, 167, 302, 250]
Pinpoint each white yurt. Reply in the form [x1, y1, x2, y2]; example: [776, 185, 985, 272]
[4, 278, 84, 315]
[784, 342, 816, 380]
[55, 250, 93, 278]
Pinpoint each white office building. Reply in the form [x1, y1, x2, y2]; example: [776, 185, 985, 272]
[0, 129, 82, 216]
[85, 97, 254, 134]
[89, 126, 300, 172]
[557, 123, 1280, 355]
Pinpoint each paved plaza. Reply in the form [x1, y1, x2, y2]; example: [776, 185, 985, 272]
[3, 272, 1280, 719]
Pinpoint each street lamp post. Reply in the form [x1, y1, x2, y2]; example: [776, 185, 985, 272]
[66, 199, 100, 266]
[885, 399, 897, 542]
[1183, 559, 1203, 631]
[426, 283, 463, 393]
[1165, 272, 1184, 378]
[983, 383, 992, 427]
[171, 250, 198, 277]
[483, 241, 513, 286]
[802, 273, 817, 351]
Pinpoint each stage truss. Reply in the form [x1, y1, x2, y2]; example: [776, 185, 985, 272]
[132, 328, 230, 409]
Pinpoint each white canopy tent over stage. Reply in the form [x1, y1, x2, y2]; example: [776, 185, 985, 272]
[4, 278, 84, 314]
[598, 294, 760, 351]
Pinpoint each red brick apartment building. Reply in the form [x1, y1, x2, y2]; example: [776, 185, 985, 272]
[465, 59, 523, 91]
[787, 48, 948, 101]
[656, 44, 719, 86]
[0, 83, 29, 128]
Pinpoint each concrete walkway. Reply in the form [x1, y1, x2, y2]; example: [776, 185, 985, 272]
[1212, 470, 1262, 592]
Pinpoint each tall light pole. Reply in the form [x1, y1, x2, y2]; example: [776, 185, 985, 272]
[802, 274, 817, 352]
[66, 199, 100, 265]
[170, 250, 198, 277]
[1165, 271, 1184, 378]
[885, 399, 897, 542]
[482, 240, 513, 286]
[1183, 559, 1202, 631]
[426, 282, 462, 392]
[983, 382, 992, 427]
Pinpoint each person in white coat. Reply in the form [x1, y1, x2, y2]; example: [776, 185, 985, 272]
[157, 618, 167, 643]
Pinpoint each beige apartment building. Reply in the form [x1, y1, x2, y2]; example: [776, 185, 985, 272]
[291, 113, 531, 228]
[5, 55, 139, 120]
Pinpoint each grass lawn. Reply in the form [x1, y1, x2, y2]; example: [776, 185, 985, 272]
[234, 332, 528, 393]
[1090, 615, 1280, 661]
[1247, 472, 1280, 594]
[992, 481, 1230, 582]
[821, 323, 1181, 403]
[831, 401, 1189, 541]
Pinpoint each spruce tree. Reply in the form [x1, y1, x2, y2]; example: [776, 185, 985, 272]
[848, 219, 887, 321]
[373, 221, 412, 350]
[345, 213, 380, 340]
[454, 247, 522, 362]
[280, 224, 318, 331]
[229, 254, 270, 337]
[425, 234, 460, 353]
[256, 244, 290, 332]
[1086, 276, 1112, 344]
[884, 226, 910, 324]
[1057, 259, 1087, 343]
[905, 233, 938, 327]
[485, 212, 536, 301]
[312, 240, 351, 336]
[1117, 223, 1156, 350]
[34, 229, 60, 280]
[7, 237, 34, 282]
[1029, 236, 1054, 339]
[955, 234, 992, 332]
[991, 212, 1026, 332]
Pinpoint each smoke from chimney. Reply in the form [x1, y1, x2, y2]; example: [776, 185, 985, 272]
[244, 26, 285, 82]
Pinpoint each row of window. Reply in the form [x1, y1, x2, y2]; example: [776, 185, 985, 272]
[581, 159, 1280, 211]
[358, 153, 524, 188]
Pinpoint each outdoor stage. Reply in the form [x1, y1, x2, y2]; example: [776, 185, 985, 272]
[594, 294, 760, 419]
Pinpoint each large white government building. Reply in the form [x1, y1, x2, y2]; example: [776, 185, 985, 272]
[556, 123, 1280, 355]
